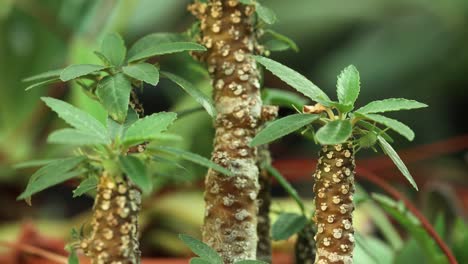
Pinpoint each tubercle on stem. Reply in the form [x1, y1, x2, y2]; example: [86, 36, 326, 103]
[80, 174, 141, 264]
[188, 1, 266, 263]
[313, 142, 355, 264]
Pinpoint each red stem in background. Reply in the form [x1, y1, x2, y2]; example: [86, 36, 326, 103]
[356, 168, 458, 264]
[0, 241, 67, 264]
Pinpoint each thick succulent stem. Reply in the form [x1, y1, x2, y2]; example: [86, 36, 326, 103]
[81, 174, 141, 264]
[295, 221, 317, 264]
[189, 1, 264, 262]
[313, 143, 355, 264]
[256, 146, 272, 263]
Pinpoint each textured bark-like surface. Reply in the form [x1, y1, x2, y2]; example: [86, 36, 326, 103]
[295, 222, 316, 264]
[81, 174, 141, 264]
[256, 145, 272, 263]
[313, 143, 355, 264]
[189, 1, 264, 263]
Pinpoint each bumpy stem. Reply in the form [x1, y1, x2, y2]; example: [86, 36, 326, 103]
[81, 174, 141, 264]
[295, 221, 317, 264]
[256, 146, 272, 262]
[313, 143, 355, 264]
[189, 1, 264, 262]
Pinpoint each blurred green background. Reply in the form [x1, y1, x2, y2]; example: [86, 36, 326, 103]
[0, 0, 467, 263]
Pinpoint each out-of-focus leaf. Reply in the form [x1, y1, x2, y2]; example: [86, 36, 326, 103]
[24, 78, 60, 91]
[127, 42, 206, 62]
[23, 69, 63, 82]
[127, 33, 187, 60]
[60, 64, 107, 82]
[262, 88, 307, 108]
[179, 234, 222, 264]
[250, 114, 320, 147]
[265, 165, 304, 212]
[73, 176, 98, 197]
[357, 113, 414, 141]
[119, 155, 151, 194]
[264, 29, 299, 52]
[272, 212, 308, 240]
[48, 128, 110, 145]
[100, 33, 126, 66]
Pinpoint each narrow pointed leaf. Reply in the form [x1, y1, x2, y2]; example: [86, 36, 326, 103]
[23, 69, 62, 82]
[60, 64, 107, 82]
[256, 4, 277, 25]
[127, 33, 187, 60]
[123, 112, 177, 145]
[93, 51, 112, 66]
[337, 65, 360, 109]
[357, 113, 414, 141]
[67, 249, 79, 264]
[190, 258, 212, 264]
[262, 88, 308, 109]
[316, 120, 352, 145]
[152, 155, 189, 172]
[127, 42, 206, 62]
[14, 159, 59, 169]
[266, 165, 304, 212]
[18, 166, 87, 200]
[377, 136, 418, 190]
[48, 128, 110, 145]
[265, 29, 299, 52]
[101, 33, 126, 66]
[96, 73, 132, 123]
[179, 234, 222, 264]
[272, 213, 308, 240]
[25, 78, 60, 91]
[41, 97, 108, 140]
[119, 155, 152, 194]
[356, 98, 428, 114]
[250, 114, 320, 147]
[254, 56, 330, 105]
[151, 146, 233, 176]
[73, 176, 98, 197]
[356, 120, 394, 143]
[162, 71, 216, 117]
[123, 63, 159, 86]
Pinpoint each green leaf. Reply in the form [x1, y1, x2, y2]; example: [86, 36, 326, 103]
[356, 98, 428, 114]
[372, 194, 447, 263]
[60, 64, 107, 82]
[151, 146, 233, 176]
[127, 33, 187, 60]
[25, 78, 60, 91]
[123, 112, 177, 145]
[264, 29, 299, 52]
[254, 56, 330, 105]
[179, 234, 222, 264]
[162, 71, 216, 117]
[262, 88, 307, 109]
[265, 165, 304, 212]
[101, 33, 126, 66]
[337, 65, 360, 110]
[256, 4, 277, 25]
[93, 51, 112, 66]
[23, 68, 63, 82]
[127, 42, 206, 62]
[357, 113, 414, 141]
[356, 120, 394, 143]
[272, 212, 308, 240]
[73, 176, 98, 197]
[377, 136, 418, 190]
[123, 63, 159, 86]
[119, 155, 152, 195]
[107, 108, 139, 140]
[14, 159, 59, 169]
[96, 73, 132, 123]
[250, 114, 320, 147]
[48, 128, 110, 145]
[41, 97, 109, 141]
[190, 258, 212, 264]
[152, 155, 189, 172]
[18, 156, 87, 200]
[316, 120, 352, 145]
[235, 261, 269, 264]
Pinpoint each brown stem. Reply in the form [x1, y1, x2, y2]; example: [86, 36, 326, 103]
[256, 145, 273, 263]
[313, 143, 355, 264]
[189, 1, 264, 262]
[81, 174, 141, 264]
[357, 168, 458, 264]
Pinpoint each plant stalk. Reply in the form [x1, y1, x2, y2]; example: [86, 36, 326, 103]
[295, 221, 317, 264]
[81, 174, 141, 264]
[313, 143, 355, 264]
[189, 0, 265, 262]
